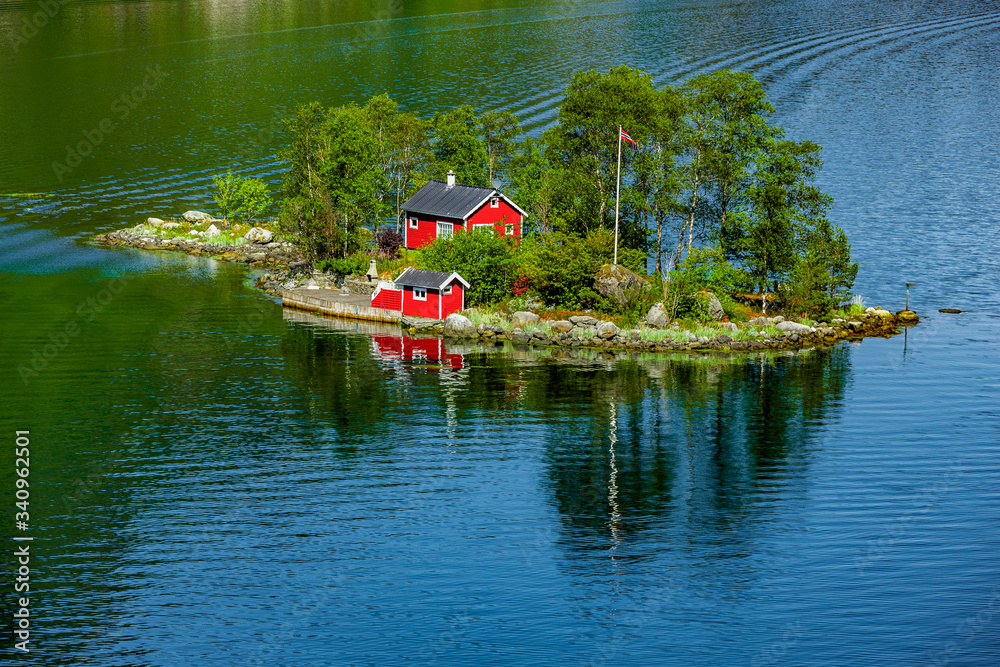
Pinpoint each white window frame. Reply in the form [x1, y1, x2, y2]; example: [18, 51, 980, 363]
[436, 221, 453, 238]
[413, 287, 427, 301]
[408, 217, 419, 229]
[442, 285, 452, 296]
[505, 223, 514, 235]
[473, 223, 495, 235]
[491, 197, 499, 208]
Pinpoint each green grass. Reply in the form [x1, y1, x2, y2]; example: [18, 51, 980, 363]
[127, 219, 282, 247]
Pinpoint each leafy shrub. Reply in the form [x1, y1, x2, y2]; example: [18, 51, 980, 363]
[419, 229, 517, 306]
[375, 228, 404, 257]
[213, 172, 273, 223]
[317, 253, 369, 276]
[519, 228, 644, 309]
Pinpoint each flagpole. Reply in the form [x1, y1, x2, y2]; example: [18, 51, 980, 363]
[614, 125, 622, 266]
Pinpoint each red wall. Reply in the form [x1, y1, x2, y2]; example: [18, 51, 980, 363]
[404, 214, 463, 249]
[371, 287, 402, 311]
[441, 280, 464, 317]
[466, 198, 522, 238]
[401, 285, 440, 319]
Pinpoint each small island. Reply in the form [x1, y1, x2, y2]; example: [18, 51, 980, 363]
[95, 67, 918, 353]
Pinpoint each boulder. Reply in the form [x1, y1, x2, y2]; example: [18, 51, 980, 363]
[511, 311, 540, 329]
[896, 310, 919, 323]
[717, 334, 733, 344]
[204, 224, 221, 238]
[719, 322, 738, 332]
[244, 227, 273, 244]
[593, 264, 647, 306]
[597, 321, 620, 339]
[569, 315, 598, 327]
[551, 320, 574, 333]
[443, 313, 476, 335]
[146, 217, 164, 226]
[645, 302, 670, 328]
[183, 210, 214, 223]
[776, 320, 813, 334]
[162, 222, 181, 229]
[695, 291, 725, 321]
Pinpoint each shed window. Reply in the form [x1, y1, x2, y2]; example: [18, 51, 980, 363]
[491, 197, 499, 208]
[413, 288, 427, 300]
[408, 217, 418, 229]
[443, 285, 452, 295]
[505, 223, 514, 235]
[436, 221, 453, 238]
[473, 223, 495, 235]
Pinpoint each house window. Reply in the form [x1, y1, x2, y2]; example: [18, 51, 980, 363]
[408, 217, 418, 229]
[491, 197, 499, 208]
[443, 285, 452, 295]
[505, 223, 514, 235]
[473, 223, 495, 235]
[413, 288, 427, 300]
[436, 221, 453, 238]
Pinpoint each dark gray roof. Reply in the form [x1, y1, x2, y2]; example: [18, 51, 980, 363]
[401, 180, 497, 219]
[395, 268, 470, 290]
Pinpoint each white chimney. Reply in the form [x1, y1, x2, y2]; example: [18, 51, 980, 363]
[446, 170, 456, 188]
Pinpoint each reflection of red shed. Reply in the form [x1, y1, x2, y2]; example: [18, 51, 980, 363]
[370, 268, 470, 320]
[371, 334, 464, 370]
[401, 171, 527, 250]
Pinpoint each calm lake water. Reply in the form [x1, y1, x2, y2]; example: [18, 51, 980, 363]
[2, 0, 999, 665]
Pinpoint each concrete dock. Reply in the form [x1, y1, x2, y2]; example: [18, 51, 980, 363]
[282, 288, 402, 324]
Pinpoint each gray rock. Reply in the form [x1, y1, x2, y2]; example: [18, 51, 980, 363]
[244, 227, 273, 244]
[597, 321, 620, 339]
[443, 313, 476, 334]
[204, 224, 221, 238]
[569, 315, 598, 327]
[183, 210, 214, 223]
[719, 321, 738, 332]
[646, 302, 670, 328]
[593, 263, 647, 305]
[146, 217, 164, 226]
[162, 222, 181, 229]
[717, 334, 733, 344]
[511, 311, 540, 329]
[551, 320, 573, 333]
[696, 291, 725, 321]
[776, 320, 813, 334]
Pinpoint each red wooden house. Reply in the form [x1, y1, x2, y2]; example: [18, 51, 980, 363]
[401, 171, 527, 249]
[370, 268, 470, 320]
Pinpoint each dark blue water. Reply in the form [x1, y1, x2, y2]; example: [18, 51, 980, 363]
[1, 1, 999, 665]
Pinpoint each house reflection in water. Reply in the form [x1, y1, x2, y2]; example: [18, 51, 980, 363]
[371, 334, 465, 371]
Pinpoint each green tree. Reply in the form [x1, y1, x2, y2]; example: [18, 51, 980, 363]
[480, 110, 520, 184]
[727, 139, 833, 303]
[670, 70, 778, 267]
[279, 102, 388, 259]
[541, 66, 660, 237]
[509, 137, 558, 235]
[425, 105, 488, 186]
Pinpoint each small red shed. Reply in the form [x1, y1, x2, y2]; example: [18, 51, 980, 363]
[370, 268, 470, 320]
[401, 171, 527, 249]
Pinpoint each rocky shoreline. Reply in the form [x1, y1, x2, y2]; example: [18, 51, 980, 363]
[428, 308, 917, 353]
[94, 221, 919, 355]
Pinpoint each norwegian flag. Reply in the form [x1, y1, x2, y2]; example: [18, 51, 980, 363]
[619, 128, 637, 147]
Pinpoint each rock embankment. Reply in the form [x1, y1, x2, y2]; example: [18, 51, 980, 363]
[433, 307, 914, 354]
[94, 216, 302, 269]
